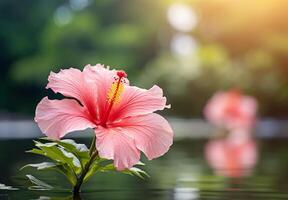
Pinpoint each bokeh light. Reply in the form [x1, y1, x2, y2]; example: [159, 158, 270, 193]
[69, 0, 90, 11]
[167, 3, 198, 32]
[54, 5, 73, 26]
[170, 34, 198, 57]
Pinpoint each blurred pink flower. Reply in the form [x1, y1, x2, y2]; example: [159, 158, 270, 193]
[204, 89, 258, 131]
[35, 64, 173, 170]
[205, 138, 258, 177]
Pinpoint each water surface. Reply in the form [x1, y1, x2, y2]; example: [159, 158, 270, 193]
[1, 139, 288, 199]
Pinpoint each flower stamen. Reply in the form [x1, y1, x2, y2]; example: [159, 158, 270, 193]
[101, 70, 127, 126]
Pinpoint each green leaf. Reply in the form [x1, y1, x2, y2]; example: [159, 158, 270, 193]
[84, 158, 149, 181]
[123, 167, 150, 179]
[26, 174, 54, 190]
[25, 140, 81, 185]
[23, 139, 149, 189]
[135, 161, 146, 166]
[82, 156, 108, 182]
[82, 156, 112, 182]
[26, 148, 47, 156]
[53, 163, 78, 186]
[25, 140, 88, 186]
[41, 138, 90, 167]
[34, 140, 81, 174]
[21, 162, 58, 170]
[21, 162, 77, 186]
[83, 162, 100, 183]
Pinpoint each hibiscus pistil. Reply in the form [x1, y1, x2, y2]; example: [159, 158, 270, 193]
[101, 70, 127, 127]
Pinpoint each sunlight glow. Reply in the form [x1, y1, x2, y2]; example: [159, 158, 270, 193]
[167, 3, 197, 32]
[171, 34, 198, 57]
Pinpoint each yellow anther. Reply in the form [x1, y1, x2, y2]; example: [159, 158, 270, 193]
[107, 81, 124, 105]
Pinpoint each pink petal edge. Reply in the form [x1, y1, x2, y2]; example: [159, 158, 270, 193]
[111, 113, 174, 160]
[46, 67, 98, 119]
[95, 126, 140, 170]
[35, 97, 96, 139]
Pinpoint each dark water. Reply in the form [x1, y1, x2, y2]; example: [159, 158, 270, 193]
[1, 138, 288, 199]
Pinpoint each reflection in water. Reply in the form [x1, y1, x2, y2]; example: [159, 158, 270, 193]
[174, 187, 199, 200]
[36, 196, 54, 200]
[0, 183, 18, 191]
[204, 89, 259, 178]
[205, 138, 258, 177]
[33, 195, 79, 200]
[1, 138, 288, 199]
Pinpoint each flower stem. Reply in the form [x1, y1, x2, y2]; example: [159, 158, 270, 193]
[89, 136, 96, 156]
[73, 136, 98, 195]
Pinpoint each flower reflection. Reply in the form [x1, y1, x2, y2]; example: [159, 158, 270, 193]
[204, 89, 258, 177]
[205, 137, 258, 177]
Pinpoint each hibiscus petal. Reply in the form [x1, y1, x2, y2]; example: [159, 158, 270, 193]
[111, 113, 173, 160]
[35, 97, 96, 139]
[83, 64, 119, 120]
[46, 68, 97, 118]
[95, 126, 140, 170]
[109, 85, 169, 121]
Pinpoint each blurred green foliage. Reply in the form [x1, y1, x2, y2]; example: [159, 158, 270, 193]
[0, 0, 288, 117]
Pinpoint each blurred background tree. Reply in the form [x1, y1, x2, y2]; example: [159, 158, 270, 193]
[1, 0, 288, 118]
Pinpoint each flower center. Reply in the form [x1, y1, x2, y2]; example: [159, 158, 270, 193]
[101, 70, 127, 126]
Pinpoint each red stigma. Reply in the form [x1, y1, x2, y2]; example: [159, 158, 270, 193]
[117, 70, 127, 78]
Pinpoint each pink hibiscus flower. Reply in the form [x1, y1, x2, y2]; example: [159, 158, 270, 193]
[204, 89, 258, 131]
[35, 64, 173, 170]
